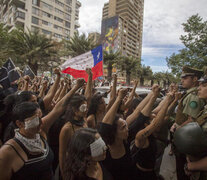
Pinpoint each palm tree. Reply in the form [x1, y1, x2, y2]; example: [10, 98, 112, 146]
[103, 50, 121, 82]
[63, 32, 96, 57]
[117, 56, 140, 85]
[0, 23, 11, 65]
[137, 65, 153, 86]
[9, 28, 60, 74]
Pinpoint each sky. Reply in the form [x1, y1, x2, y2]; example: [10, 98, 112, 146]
[78, 0, 207, 72]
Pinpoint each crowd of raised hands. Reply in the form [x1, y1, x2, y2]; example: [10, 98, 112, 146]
[0, 68, 185, 180]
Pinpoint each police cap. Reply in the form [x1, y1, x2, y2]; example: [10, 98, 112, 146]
[181, 66, 203, 79]
[198, 67, 207, 84]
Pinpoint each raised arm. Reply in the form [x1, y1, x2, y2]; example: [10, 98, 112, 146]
[53, 79, 64, 102]
[126, 89, 154, 125]
[106, 74, 117, 111]
[84, 68, 93, 103]
[22, 75, 30, 91]
[124, 80, 138, 108]
[43, 68, 61, 109]
[38, 80, 48, 98]
[103, 88, 128, 125]
[135, 92, 173, 148]
[41, 79, 85, 134]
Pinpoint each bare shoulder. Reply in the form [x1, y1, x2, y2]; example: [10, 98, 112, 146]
[60, 122, 73, 137]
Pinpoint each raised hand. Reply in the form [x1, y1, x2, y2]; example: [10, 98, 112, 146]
[75, 78, 85, 88]
[152, 84, 160, 96]
[118, 88, 128, 100]
[54, 68, 61, 75]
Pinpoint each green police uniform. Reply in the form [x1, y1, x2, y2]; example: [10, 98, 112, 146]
[174, 72, 207, 180]
[175, 66, 204, 125]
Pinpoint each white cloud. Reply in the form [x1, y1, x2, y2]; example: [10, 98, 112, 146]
[150, 66, 170, 73]
[78, 0, 108, 34]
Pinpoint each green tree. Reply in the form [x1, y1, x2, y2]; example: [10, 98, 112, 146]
[166, 14, 207, 76]
[0, 24, 11, 66]
[9, 28, 60, 74]
[137, 65, 153, 86]
[103, 50, 120, 82]
[117, 56, 140, 85]
[63, 32, 96, 57]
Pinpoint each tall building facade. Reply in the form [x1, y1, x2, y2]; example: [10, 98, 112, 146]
[0, 0, 81, 41]
[101, 0, 144, 60]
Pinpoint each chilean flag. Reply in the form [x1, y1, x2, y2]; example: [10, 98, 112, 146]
[60, 45, 103, 81]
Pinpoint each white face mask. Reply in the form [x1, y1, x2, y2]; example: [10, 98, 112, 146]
[25, 117, 40, 130]
[90, 137, 107, 157]
[79, 104, 87, 113]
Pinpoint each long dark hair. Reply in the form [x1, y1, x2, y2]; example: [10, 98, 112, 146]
[87, 92, 104, 117]
[64, 94, 86, 122]
[63, 128, 97, 180]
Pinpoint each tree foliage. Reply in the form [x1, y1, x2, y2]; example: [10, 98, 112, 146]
[103, 50, 121, 82]
[117, 56, 140, 85]
[137, 65, 153, 86]
[166, 14, 207, 76]
[63, 32, 96, 57]
[9, 28, 60, 74]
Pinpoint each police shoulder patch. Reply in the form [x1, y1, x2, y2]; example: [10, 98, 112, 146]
[189, 101, 198, 109]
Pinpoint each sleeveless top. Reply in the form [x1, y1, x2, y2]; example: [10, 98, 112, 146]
[5, 136, 54, 180]
[131, 135, 157, 169]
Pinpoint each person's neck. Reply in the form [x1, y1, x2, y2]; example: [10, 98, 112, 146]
[19, 129, 36, 139]
[110, 138, 123, 148]
[86, 161, 99, 178]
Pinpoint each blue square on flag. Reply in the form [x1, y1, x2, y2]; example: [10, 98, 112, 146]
[91, 45, 103, 66]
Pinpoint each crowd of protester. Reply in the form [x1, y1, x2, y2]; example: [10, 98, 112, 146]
[0, 66, 207, 180]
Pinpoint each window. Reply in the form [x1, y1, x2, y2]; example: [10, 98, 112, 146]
[65, 6, 72, 13]
[54, 33, 62, 39]
[54, 25, 63, 31]
[65, 21, 70, 28]
[65, 0, 72, 5]
[42, 29, 52, 35]
[42, 11, 52, 18]
[32, 7, 39, 15]
[32, 16, 39, 25]
[42, 2, 53, 11]
[15, 11, 25, 19]
[65, 13, 71, 20]
[65, 29, 70, 34]
[54, 16, 63, 23]
[55, 0, 64, 7]
[55, 8, 64, 15]
[32, 0, 40, 6]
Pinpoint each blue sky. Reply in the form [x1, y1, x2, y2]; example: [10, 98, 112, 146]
[78, 0, 207, 72]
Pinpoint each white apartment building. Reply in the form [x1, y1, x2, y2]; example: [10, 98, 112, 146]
[0, 0, 81, 41]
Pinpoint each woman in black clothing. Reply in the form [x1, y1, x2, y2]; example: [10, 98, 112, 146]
[132, 91, 173, 179]
[98, 86, 160, 180]
[63, 128, 113, 180]
[0, 79, 84, 180]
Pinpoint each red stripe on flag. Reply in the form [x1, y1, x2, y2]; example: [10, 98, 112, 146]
[62, 61, 103, 82]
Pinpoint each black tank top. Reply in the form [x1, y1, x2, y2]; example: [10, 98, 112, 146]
[131, 135, 157, 169]
[6, 136, 54, 180]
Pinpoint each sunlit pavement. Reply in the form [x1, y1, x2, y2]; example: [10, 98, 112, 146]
[160, 145, 177, 180]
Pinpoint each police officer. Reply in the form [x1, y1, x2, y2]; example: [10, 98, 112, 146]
[172, 66, 205, 180]
[173, 70, 207, 180]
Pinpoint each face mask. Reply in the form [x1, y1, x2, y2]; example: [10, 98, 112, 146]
[90, 137, 107, 157]
[25, 117, 40, 130]
[79, 104, 87, 112]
